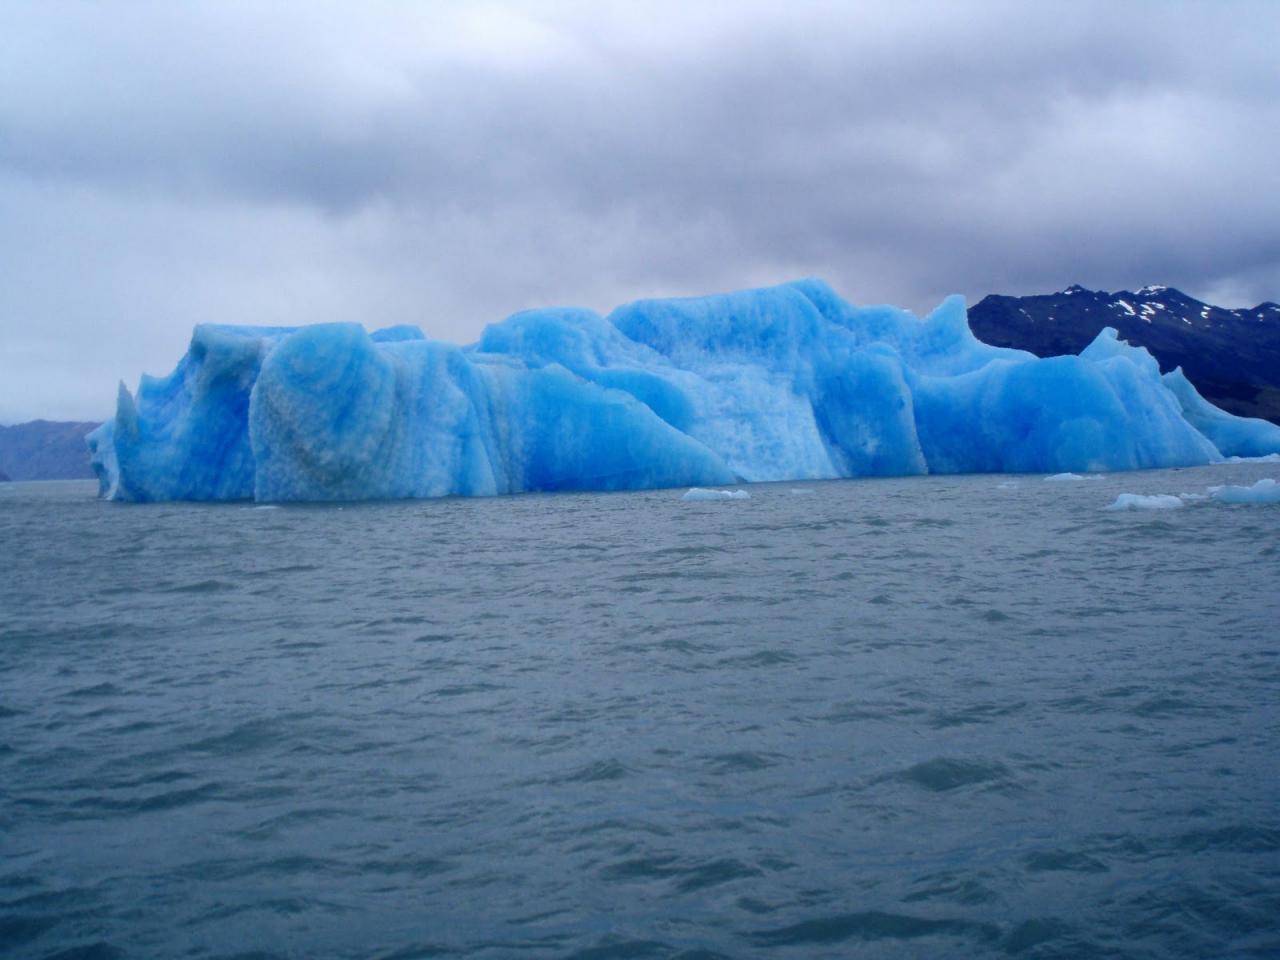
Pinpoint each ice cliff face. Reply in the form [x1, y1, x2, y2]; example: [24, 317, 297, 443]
[86, 280, 1280, 502]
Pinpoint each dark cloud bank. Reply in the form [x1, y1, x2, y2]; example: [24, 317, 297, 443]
[2, 1, 1278, 421]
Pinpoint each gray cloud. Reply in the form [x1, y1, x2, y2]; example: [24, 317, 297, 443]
[2, 0, 1278, 421]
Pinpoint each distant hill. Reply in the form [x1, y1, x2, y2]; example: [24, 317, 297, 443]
[0, 419, 101, 481]
[969, 285, 1280, 425]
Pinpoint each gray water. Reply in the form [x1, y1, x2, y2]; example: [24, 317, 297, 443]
[2, 465, 1278, 960]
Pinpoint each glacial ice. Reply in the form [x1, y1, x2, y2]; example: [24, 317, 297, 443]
[86, 280, 1280, 502]
[682, 488, 751, 501]
[1104, 493, 1185, 511]
[1209, 478, 1280, 505]
[1162, 368, 1280, 459]
[1103, 479, 1280, 510]
[1217, 453, 1280, 464]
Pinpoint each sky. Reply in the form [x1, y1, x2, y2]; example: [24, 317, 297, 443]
[2, 1, 1278, 423]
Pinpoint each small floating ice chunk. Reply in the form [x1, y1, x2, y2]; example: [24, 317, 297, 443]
[788, 488, 815, 496]
[1105, 493, 1185, 511]
[1044, 473, 1102, 482]
[1215, 453, 1280, 464]
[682, 487, 751, 501]
[1210, 478, 1280, 504]
[996, 480, 1020, 489]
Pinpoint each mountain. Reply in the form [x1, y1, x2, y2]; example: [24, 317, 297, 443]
[0, 420, 100, 481]
[968, 285, 1280, 425]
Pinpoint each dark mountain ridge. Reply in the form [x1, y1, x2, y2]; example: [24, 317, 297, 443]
[968, 284, 1280, 425]
[0, 419, 100, 481]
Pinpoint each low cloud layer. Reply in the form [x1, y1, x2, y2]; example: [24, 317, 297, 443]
[2, 0, 1278, 421]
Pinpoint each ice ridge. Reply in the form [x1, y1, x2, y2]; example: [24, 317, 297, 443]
[86, 280, 1280, 502]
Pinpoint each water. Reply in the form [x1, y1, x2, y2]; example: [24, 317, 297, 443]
[2, 465, 1278, 960]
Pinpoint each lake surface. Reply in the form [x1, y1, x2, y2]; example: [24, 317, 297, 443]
[2, 465, 1278, 959]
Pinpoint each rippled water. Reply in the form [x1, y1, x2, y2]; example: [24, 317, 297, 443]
[3, 465, 1279, 960]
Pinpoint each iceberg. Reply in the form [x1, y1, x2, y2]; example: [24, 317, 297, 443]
[1216, 453, 1280, 464]
[1161, 367, 1280, 459]
[86, 280, 1280, 502]
[1104, 493, 1186, 511]
[1209, 478, 1280, 505]
[682, 488, 751, 502]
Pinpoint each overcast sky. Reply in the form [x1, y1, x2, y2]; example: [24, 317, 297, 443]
[2, 1, 1278, 422]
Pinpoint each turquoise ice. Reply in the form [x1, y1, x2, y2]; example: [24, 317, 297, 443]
[1161, 367, 1280, 459]
[87, 280, 1278, 502]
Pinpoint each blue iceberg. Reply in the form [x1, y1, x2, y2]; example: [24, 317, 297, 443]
[86, 280, 1279, 502]
[1160, 367, 1280, 459]
[1210, 478, 1280, 505]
